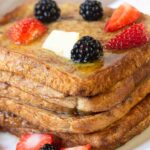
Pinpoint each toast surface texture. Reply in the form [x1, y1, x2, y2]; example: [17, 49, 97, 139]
[0, 74, 149, 134]
[1, 95, 150, 150]
[0, 61, 149, 114]
[0, 3, 150, 96]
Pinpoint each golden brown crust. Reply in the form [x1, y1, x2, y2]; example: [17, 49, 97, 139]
[0, 3, 150, 96]
[0, 61, 148, 115]
[0, 82, 75, 114]
[0, 75, 149, 134]
[1, 95, 150, 150]
[78, 62, 150, 112]
[59, 96, 150, 150]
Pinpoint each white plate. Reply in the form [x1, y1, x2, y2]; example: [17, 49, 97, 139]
[1, 125, 150, 150]
[0, 0, 150, 150]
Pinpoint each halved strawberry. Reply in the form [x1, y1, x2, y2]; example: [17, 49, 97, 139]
[105, 3, 141, 32]
[16, 133, 53, 150]
[105, 23, 149, 50]
[61, 144, 91, 150]
[8, 18, 47, 44]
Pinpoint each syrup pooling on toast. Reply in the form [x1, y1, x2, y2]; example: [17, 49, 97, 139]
[0, 8, 127, 77]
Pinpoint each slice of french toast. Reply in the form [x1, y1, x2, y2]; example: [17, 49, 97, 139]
[0, 2, 150, 96]
[0, 61, 149, 115]
[1, 95, 150, 150]
[0, 75, 149, 134]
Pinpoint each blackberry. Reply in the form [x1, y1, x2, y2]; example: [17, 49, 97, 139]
[71, 36, 103, 63]
[34, 0, 61, 23]
[80, 0, 103, 21]
[40, 144, 57, 150]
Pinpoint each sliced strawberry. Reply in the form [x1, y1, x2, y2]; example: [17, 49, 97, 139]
[105, 3, 141, 32]
[8, 18, 47, 44]
[16, 133, 53, 150]
[61, 144, 91, 150]
[105, 23, 149, 50]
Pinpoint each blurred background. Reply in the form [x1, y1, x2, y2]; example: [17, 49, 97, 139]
[0, 0, 149, 18]
[0, 0, 116, 17]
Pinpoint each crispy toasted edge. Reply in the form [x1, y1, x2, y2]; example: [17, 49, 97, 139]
[0, 60, 149, 115]
[0, 95, 150, 150]
[0, 75, 149, 134]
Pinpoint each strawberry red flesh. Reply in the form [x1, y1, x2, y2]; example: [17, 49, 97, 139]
[16, 133, 53, 150]
[8, 18, 47, 44]
[105, 23, 149, 50]
[105, 3, 141, 32]
[61, 144, 91, 150]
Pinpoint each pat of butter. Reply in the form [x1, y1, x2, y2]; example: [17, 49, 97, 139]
[42, 30, 79, 59]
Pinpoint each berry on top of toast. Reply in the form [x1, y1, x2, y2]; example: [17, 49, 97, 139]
[105, 3, 141, 32]
[71, 36, 103, 63]
[80, 0, 103, 21]
[7, 18, 47, 44]
[34, 0, 61, 23]
[105, 23, 149, 50]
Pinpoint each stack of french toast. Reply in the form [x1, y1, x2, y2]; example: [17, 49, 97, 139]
[0, 0, 150, 149]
